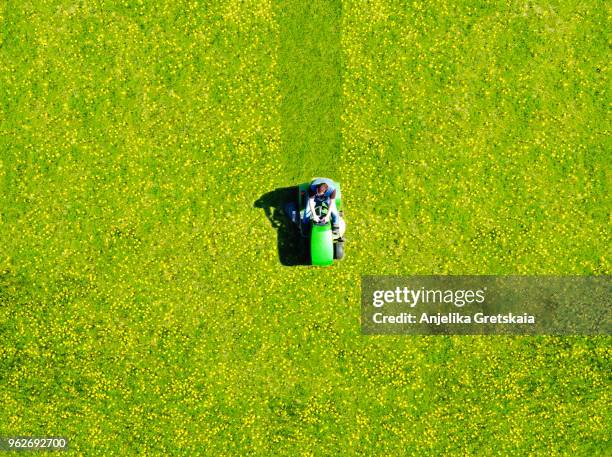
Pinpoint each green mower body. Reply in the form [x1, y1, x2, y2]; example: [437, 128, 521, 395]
[310, 223, 334, 266]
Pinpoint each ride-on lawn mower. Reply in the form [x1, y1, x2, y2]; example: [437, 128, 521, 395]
[285, 178, 346, 266]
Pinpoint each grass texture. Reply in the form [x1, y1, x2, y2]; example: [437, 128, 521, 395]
[0, 0, 609, 455]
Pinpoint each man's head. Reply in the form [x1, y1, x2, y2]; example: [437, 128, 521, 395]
[316, 183, 328, 196]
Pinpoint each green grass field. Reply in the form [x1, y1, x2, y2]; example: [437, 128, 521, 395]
[0, 0, 609, 455]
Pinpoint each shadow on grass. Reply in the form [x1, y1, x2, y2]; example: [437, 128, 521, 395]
[254, 187, 309, 266]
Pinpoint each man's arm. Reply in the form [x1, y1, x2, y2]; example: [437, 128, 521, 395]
[322, 188, 337, 223]
[329, 197, 337, 215]
[323, 197, 336, 223]
[308, 196, 319, 222]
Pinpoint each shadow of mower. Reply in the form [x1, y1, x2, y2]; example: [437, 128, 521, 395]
[254, 186, 309, 266]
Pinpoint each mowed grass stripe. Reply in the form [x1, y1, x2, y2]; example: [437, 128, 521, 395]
[276, 0, 343, 182]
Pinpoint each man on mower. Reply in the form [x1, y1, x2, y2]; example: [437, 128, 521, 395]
[304, 178, 340, 235]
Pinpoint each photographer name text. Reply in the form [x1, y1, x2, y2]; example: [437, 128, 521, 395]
[370, 287, 536, 325]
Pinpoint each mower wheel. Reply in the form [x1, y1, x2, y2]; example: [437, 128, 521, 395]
[334, 241, 344, 260]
